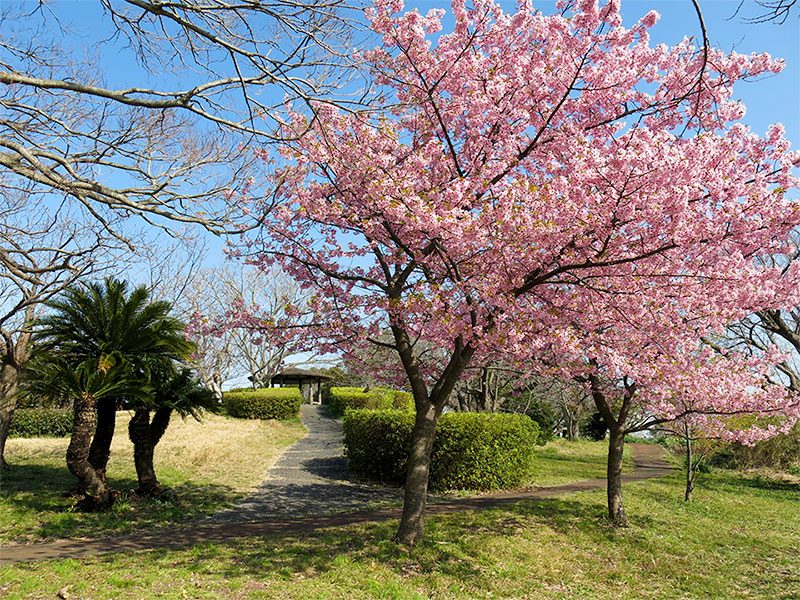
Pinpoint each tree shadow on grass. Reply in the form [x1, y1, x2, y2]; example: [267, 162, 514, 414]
[129, 496, 658, 588]
[700, 469, 800, 493]
[1, 463, 240, 542]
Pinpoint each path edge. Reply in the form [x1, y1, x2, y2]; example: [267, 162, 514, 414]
[0, 443, 672, 565]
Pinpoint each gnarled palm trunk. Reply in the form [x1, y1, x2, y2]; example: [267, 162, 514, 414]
[88, 398, 117, 485]
[129, 406, 172, 497]
[66, 393, 113, 511]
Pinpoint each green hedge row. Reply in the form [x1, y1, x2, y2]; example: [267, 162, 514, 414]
[343, 410, 539, 491]
[328, 387, 413, 416]
[9, 408, 73, 437]
[223, 388, 302, 420]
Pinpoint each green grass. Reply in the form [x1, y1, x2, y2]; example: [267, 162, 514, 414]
[530, 438, 634, 486]
[2, 428, 796, 599]
[0, 435, 631, 542]
[1, 412, 305, 543]
[1, 466, 798, 599]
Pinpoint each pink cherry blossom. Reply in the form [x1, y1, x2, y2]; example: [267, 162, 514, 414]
[228, 0, 800, 539]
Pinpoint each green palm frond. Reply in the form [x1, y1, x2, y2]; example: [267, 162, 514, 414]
[23, 354, 153, 405]
[33, 277, 196, 372]
[152, 368, 219, 421]
[30, 277, 211, 415]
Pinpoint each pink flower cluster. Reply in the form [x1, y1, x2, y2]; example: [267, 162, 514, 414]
[234, 0, 800, 438]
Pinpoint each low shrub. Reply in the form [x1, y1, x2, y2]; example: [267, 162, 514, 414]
[342, 409, 414, 484]
[223, 388, 302, 420]
[343, 410, 539, 491]
[9, 408, 73, 437]
[328, 387, 412, 416]
[391, 390, 414, 410]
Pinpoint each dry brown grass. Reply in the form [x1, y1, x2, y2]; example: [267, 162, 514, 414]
[6, 412, 306, 493]
[3, 412, 306, 542]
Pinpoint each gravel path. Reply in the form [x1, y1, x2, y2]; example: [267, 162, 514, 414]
[204, 404, 403, 524]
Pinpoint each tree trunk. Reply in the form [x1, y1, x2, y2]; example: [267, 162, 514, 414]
[394, 401, 440, 546]
[0, 335, 31, 471]
[0, 361, 18, 471]
[478, 367, 490, 412]
[88, 398, 117, 485]
[66, 393, 113, 511]
[606, 426, 627, 526]
[211, 372, 223, 401]
[563, 407, 580, 441]
[684, 432, 694, 502]
[129, 406, 172, 497]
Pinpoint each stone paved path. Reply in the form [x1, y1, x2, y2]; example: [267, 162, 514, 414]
[0, 410, 672, 564]
[205, 404, 403, 524]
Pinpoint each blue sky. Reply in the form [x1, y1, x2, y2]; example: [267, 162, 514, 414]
[48, 0, 798, 144]
[619, 0, 798, 143]
[7, 0, 796, 382]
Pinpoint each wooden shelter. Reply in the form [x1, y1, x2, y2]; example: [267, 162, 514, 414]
[269, 368, 334, 405]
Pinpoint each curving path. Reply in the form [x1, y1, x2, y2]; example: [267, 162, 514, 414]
[0, 407, 671, 564]
[204, 404, 403, 524]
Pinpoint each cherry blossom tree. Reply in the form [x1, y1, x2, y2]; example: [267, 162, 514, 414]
[568, 323, 797, 523]
[236, 0, 800, 543]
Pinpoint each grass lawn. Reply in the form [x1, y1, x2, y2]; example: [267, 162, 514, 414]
[2, 432, 798, 600]
[0, 412, 305, 543]
[1, 467, 797, 599]
[528, 438, 634, 486]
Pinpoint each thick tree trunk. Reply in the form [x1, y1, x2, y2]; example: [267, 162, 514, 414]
[66, 394, 113, 511]
[390, 320, 475, 546]
[0, 362, 17, 471]
[129, 406, 172, 497]
[606, 426, 627, 526]
[88, 398, 117, 485]
[1, 339, 30, 470]
[395, 401, 440, 545]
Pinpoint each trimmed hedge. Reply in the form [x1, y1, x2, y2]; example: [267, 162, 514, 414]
[223, 388, 302, 420]
[343, 410, 539, 491]
[328, 387, 413, 416]
[9, 408, 73, 438]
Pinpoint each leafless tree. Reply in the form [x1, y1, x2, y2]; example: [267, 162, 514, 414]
[734, 0, 798, 23]
[712, 232, 800, 393]
[526, 377, 593, 441]
[184, 263, 319, 394]
[1, 0, 366, 239]
[1, 0, 365, 455]
[0, 190, 126, 469]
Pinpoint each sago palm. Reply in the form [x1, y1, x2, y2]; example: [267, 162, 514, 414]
[23, 354, 152, 509]
[31, 278, 194, 508]
[128, 367, 217, 497]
